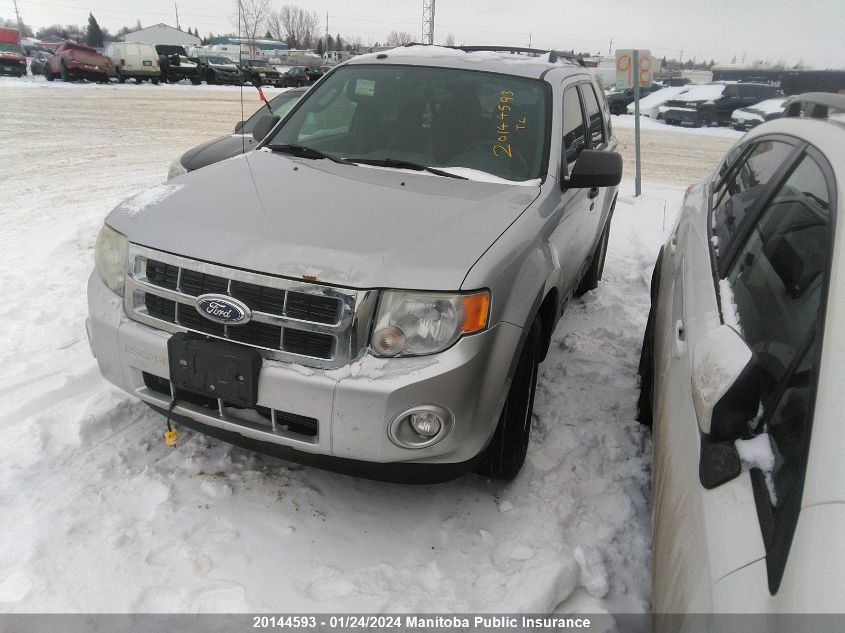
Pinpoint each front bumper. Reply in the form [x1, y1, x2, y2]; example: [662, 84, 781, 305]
[663, 107, 702, 124]
[87, 273, 522, 475]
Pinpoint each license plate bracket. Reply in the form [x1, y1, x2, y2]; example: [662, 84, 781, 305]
[167, 333, 262, 407]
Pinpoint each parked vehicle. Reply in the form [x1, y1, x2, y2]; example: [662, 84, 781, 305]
[198, 55, 243, 85]
[105, 42, 160, 84]
[45, 42, 111, 82]
[626, 85, 691, 118]
[168, 87, 307, 178]
[240, 59, 283, 86]
[663, 82, 781, 127]
[29, 49, 53, 76]
[155, 45, 199, 84]
[0, 26, 27, 77]
[87, 46, 623, 483]
[606, 83, 663, 115]
[639, 93, 845, 621]
[730, 96, 788, 131]
[279, 65, 310, 87]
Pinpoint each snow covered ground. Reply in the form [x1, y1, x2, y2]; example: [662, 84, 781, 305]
[0, 78, 738, 615]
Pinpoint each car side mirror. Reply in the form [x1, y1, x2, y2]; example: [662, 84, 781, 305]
[234, 120, 245, 133]
[252, 115, 280, 142]
[691, 324, 760, 442]
[565, 150, 623, 189]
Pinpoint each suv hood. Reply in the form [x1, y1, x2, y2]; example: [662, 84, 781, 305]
[108, 150, 540, 290]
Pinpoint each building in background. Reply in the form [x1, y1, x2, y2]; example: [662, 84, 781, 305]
[121, 23, 200, 47]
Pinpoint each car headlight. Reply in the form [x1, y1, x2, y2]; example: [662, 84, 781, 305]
[94, 224, 128, 295]
[370, 290, 490, 357]
[167, 156, 188, 180]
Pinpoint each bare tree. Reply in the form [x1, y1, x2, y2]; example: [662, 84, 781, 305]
[386, 31, 414, 47]
[267, 4, 319, 49]
[234, 0, 270, 56]
[444, 33, 455, 47]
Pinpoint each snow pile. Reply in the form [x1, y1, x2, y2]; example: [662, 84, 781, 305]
[0, 82, 688, 615]
[719, 279, 742, 332]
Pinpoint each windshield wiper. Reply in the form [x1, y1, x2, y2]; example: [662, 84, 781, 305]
[352, 157, 468, 180]
[266, 144, 356, 165]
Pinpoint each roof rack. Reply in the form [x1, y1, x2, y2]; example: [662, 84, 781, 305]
[784, 92, 845, 119]
[402, 43, 587, 67]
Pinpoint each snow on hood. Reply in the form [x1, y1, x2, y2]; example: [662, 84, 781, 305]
[746, 97, 787, 115]
[117, 183, 184, 217]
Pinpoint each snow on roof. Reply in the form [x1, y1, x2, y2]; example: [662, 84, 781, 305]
[350, 45, 583, 76]
[671, 84, 728, 102]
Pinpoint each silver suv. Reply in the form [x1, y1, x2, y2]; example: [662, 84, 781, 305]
[87, 45, 623, 482]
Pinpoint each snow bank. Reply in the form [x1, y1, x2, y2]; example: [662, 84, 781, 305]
[613, 113, 744, 139]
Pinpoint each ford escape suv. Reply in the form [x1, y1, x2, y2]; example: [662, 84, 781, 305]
[87, 45, 623, 483]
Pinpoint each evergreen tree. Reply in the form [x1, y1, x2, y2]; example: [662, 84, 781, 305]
[86, 13, 104, 48]
[316, 39, 324, 57]
[335, 32, 342, 51]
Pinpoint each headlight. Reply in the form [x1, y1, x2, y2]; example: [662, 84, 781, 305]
[370, 290, 489, 357]
[94, 224, 128, 295]
[167, 156, 188, 180]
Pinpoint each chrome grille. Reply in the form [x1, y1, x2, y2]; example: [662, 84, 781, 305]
[124, 244, 378, 369]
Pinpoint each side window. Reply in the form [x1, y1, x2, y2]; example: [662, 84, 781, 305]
[721, 153, 833, 589]
[712, 140, 794, 263]
[580, 83, 605, 148]
[562, 86, 587, 166]
[724, 85, 739, 98]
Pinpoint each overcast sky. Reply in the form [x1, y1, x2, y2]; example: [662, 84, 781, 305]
[4, 0, 842, 69]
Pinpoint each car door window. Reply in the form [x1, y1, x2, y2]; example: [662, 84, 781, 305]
[724, 85, 739, 99]
[712, 140, 795, 264]
[580, 83, 605, 148]
[720, 151, 833, 591]
[562, 86, 587, 166]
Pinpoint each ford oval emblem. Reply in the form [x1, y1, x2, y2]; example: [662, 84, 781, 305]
[195, 294, 251, 325]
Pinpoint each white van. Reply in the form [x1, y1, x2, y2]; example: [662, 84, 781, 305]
[105, 42, 160, 83]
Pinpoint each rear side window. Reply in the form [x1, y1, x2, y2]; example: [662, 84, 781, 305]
[580, 83, 605, 148]
[724, 85, 739, 98]
[562, 87, 587, 165]
[712, 140, 794, 263]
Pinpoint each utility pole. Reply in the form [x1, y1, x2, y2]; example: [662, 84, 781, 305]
[608, 37, 613, 55]
[422, 0, 435, 45]
[12, 0, 23, 33]
[679, 47, 684, 64]
[325, 12, 329, 52]
[174, 2, 181, 30]
[528, 31, 532, 50]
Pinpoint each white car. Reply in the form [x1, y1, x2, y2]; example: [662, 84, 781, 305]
[639, 93, 845, 621]
[731, 96, 789, 131]
[626, 85, 691, 118]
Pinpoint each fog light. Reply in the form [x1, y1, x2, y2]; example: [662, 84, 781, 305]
[409, 411, 442, 438]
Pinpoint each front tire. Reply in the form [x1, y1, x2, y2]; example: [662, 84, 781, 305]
[475, 319, 541, 480]
[60, 62, 70, 82]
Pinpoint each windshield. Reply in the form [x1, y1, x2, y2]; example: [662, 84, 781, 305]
[266, 64, 549, 182]
[242, 92, 303, 134]
[208, 56, 234, 65]
[249, 60, 270, 67]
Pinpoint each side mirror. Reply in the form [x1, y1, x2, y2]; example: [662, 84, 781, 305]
[234, 120, 245, 133]
[691, 324, 760, 441]
[252, 114, 280, 142]
[566, 150, 623, 189]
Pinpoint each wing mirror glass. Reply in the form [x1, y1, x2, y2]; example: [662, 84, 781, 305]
[565, 149, 623, 189]
[252, 114, 280, 142]
[691, 324, 760, 442]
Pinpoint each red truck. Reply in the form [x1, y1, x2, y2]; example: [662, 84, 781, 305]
[0, 27, 26, 77]
[45, 41, 111, 82]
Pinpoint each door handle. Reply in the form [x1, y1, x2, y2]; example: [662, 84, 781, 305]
[588, 187, 599, 199]
[674, 319, 686, 356]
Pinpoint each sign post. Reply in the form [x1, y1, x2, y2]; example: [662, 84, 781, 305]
[615, 49, 655, 197]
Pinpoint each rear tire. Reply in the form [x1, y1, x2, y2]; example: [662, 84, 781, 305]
[45, 67, 54, 81]
[474, 319, 541, 480]
[60, 62, 70, 82]
[151, 77, 159, 85]
[575, 217, 611, 297]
